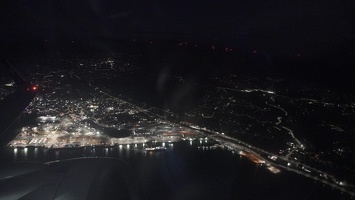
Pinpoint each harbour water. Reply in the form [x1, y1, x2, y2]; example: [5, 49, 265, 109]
[0, 141, 351, 200]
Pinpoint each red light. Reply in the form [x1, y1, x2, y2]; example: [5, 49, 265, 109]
[32, 86, 37, 90]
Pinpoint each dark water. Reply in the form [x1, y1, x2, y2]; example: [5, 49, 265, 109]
[0, 142, 352, 200]
[1, 53, 353, 199]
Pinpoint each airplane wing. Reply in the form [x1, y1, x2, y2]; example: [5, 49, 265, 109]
[0, 158, 139, 200]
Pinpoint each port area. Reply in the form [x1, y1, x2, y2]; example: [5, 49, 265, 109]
[238, 150, 266, 164]
[7, 115, 203, 149]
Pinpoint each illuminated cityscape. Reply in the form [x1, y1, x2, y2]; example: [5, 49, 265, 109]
[1, 0, 354, 199]
[4, 52, 354, 198]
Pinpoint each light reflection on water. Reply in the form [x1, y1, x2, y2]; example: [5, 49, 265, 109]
[34, 147, 38, 159]
[0, 141, 351, 200]
[13, 148, 18, 160]
[5, 140, 215, 163]
[55, 150, 60, 159]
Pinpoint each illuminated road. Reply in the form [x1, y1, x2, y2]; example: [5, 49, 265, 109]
[98, 85, 355, 197]
[28, 72, 355, 198]
[196, 128, 355, 197]
[94, 78, 355, 197]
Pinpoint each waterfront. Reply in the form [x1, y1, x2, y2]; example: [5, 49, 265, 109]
[1, 52, 354, 199]
[0, 141, 352, 200]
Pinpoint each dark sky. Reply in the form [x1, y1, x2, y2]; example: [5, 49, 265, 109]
[1, 0, 355, 56]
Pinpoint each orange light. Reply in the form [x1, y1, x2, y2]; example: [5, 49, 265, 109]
[32, 86, 37, 90]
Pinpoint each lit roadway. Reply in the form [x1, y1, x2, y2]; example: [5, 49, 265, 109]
[70, 74, 355, 197]
[99, 85, 355, 197]
[195, 127, 355, 197]
[74, 71, 163, 119]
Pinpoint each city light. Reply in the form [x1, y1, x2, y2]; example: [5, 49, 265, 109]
[5, 53, 353, 198]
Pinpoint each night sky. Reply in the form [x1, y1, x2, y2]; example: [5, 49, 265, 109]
[1, 0, 355, 57]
